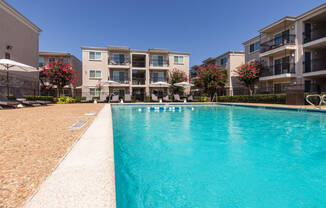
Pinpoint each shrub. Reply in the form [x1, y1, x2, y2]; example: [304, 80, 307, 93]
[73, 97, 86, 103]
[145, 96, 151, 102]
[6, 95, 16, 100]
[92, 96, 100, 101]
[56, 96, 75, 104]
[217, 94, 286, 104]
[194, 96, 210, 102]
[24, 95, 54, 102]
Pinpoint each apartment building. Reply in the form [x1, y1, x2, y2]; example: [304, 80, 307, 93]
[0, 0, 41, 95]
[38, 52, 82, 96]
[243, 3, 326, 94]
[202, 51, 245, 96]
[81, 46, 189, 101]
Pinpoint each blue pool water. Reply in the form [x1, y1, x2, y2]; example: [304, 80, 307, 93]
[112, 105, 326, 208]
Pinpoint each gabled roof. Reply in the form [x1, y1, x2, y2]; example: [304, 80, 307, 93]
[258, 16, 296, 33]
[0, 0, 41, 33]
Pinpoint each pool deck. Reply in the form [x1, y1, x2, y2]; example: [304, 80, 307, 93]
[24, 104, 116, 208]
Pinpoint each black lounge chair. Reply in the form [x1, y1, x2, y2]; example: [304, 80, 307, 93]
[173, 94, 183, 102]
[12, 89, 40, 106]
[110, 95, 120, 103]
[151, 94, 159, 102]
[0, 94, 19, 108]
[163, 95, 171, 102]
[124, 94, 132, 103]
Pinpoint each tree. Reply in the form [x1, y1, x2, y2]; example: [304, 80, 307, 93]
[236, 61, 261, 95]
[169, 68, 188, 94]
[41, 61, 78, 97]
[193, 64, 227, 98]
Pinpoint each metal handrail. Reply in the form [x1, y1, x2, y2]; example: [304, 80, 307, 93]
[322, 94, 326, 105]
[306, 94, 322, 109]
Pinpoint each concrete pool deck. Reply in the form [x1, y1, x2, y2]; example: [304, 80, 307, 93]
[24, 104, 116, 208]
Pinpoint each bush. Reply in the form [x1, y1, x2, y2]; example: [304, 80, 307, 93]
[92, 96, 100, 101]
[6, 95, 16, 100]
[194, 96, 210, 102]
[217, 94, 286, 104]
[145, 96, 151, 102]
[24, 95, 54, 102]
[73, 96, 86, 103]
[56, 96, 75, 104]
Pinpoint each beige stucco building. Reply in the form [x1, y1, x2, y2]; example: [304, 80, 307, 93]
[0, 0, 41, 95]
[202, 51, 245, 96]
[243, 3, 326, 93]
[38, 52, 82, 96]
[81, 46, 190, 101]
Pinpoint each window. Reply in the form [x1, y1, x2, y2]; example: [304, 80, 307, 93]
[152, 56, 164, 66]
[90, 88, 100, 97]
[113, 71, 127, 83]
[152, 72, 165, 82]
[89, 70, 102, 78]
[112, 53, 125, 65]
[49, 57, 57, 63]
[249, 41, 260, 53]
[174, 56, 184, 64]
[38, 57, 44, 67]
[220, 57, 228, 65]
[89, 51, 102, 60]
[5, 52, 10, 59]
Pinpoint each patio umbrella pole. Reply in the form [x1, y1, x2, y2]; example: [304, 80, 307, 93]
[6, 65, 9, 97]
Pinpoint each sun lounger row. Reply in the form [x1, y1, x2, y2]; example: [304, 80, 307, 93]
[151, 94, 195, 102]
[0, 90, 51, 108]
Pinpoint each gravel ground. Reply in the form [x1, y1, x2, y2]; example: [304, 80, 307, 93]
[0, 103, 104, 208]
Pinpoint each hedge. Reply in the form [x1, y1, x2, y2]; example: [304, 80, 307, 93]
[217, 94, 286, 104]
[24, 95, 54, 102]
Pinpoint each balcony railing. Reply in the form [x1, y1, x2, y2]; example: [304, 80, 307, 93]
[260, 35, 296, 53]
[303, 28, 326, 44]
[108, 56, 130, 66]
[111, 76, 129, 84]
[150, 78, 168, 84]
[132, 78, 146, 85]
[149, 59, 169, 67]
[303, 58, 326, 73]
[260, 63, 295, 77]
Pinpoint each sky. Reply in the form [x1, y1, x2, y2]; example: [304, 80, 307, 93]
[6, 0, 326, 66]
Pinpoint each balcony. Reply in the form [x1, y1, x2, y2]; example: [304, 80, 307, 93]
[260, 63, 296, 80]
[111, 76, 129, 85]
[150, 78, 168, 84]
[260, 35, 296, 54]
[132, 78, 146, 85]
[303, 58, 326, 76]
[149, 58, 169, 68]
[108, 56, 130, 67]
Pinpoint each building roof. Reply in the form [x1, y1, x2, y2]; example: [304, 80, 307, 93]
[242, 35, 260, 45]
[296, 2, 326, 20]
[258, 16, 296, 33]
[39, 51, 72, 56]
[0, 0, 41, 33]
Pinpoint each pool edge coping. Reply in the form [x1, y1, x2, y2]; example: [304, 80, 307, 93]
[23, 104, 117, 208]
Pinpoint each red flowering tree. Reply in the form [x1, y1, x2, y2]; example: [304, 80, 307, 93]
[169, 68, 188, 94]
[41, 61, 78, 97]
[236, 61, 262, 95]
[193, 64, 227, 98]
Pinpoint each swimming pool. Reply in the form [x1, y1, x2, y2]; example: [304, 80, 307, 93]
[112, 105, 326, 208]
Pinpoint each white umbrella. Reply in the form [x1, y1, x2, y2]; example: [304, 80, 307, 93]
[102, 80, 120, 86]
[174, 81, 194, 87]
[0, 59, 38, 96]
[151, 81, 171, 86]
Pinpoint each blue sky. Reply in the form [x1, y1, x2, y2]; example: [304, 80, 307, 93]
[6, 0, 325, 66]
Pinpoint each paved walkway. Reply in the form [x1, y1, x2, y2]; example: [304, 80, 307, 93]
[24, 104, 116, 208]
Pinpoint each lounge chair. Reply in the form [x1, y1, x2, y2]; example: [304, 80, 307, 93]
[0, 94, 19, 108]
[98, 93, 107, 103]
[173, 94, 183, 102]
[12, 89, 40, 106]
[187, 95, 195, 102]
[151, 94, 159, 102]
[124, 94, 132, 103]
[163, 95, 171, 102]
[110, 95, 120, 103]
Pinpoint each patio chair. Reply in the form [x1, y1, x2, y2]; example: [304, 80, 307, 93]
[124, 94, 132, 103]
[187, 95, 195, 102]
[163, 95, 171, 102]
[173, 94, 183, 102]
[0, 94, 19, 108]
[151, 94, 159, 102]
[12, 89, 40, 106]
[98, 93, 107, 103]
[110, 95, 120, 103]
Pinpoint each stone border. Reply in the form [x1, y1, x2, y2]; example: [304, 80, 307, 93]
[24, 104, 116, 208]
